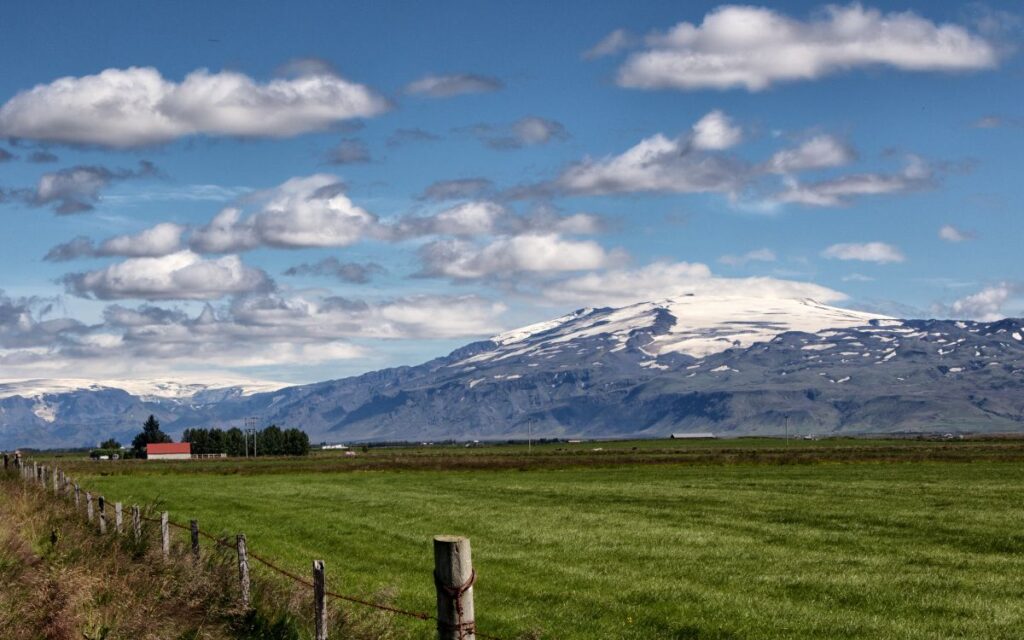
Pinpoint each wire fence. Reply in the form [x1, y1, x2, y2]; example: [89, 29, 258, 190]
[10, 459, 502, 640]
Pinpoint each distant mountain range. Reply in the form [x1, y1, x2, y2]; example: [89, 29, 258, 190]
[2, 295, 1023, 449]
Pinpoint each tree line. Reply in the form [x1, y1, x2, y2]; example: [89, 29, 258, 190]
[94, 416, 312, 458]
[182, 425, 310, 456]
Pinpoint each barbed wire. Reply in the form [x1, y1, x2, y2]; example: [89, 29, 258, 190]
[137, 505, 502, 638]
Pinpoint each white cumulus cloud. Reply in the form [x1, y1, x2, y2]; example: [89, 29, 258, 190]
[556, 119, 747, 196]
[691, 110, 742, 150]
[617, 4, 998, 91]
[766, 135, 855, 173]
[947, 284, 1018, 321]
[772, 155, 932, 206]
[190, 174, 377, 252]
[821, 241, 906, 263]
[405, 73, 503, 97]
[98, 223, 187, 257]
[939, 224, 974, 242]
[62, 251, 272, 300]
[418, 233, 615, 279]
[0, 66, 389, 147]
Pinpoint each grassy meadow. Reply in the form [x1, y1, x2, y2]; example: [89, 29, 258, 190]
[63, 440, 1024, 639]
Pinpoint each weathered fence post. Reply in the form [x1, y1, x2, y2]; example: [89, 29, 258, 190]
[86, 492, 94, 522]
[160, 512, 170, 559]
[52, 468, 59, 495]
[32, 461, 38, 484]
[236, 534, 251, 609]
[433, 535, 476, 640]
[190, 520, 200, 561]
[74, 483, 80, 509]
[313, 560, 327, 640]
[98, 496, 107, 534]
[132, 505, 142, 542]
[115, 502, 124, 534]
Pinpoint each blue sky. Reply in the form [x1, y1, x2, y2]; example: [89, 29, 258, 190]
[0, 1, 1021, 384]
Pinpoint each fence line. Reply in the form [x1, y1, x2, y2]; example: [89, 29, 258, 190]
[9, 459, 499, 640]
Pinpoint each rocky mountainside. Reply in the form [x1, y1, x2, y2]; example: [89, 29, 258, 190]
[2, 296, 1023, 449]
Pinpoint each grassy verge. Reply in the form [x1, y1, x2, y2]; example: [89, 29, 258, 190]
[0, 470, 402, 640]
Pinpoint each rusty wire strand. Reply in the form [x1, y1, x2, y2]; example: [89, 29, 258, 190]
[137, 510, 501, 639]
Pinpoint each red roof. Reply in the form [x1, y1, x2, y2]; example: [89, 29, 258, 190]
[147, 442, 191, 455]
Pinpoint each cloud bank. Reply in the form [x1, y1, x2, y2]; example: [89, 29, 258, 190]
[0, 65, 388, 147]
[616, 4, 998, 91]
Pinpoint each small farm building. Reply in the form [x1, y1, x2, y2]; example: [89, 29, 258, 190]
[670, 433, 717, 439]
[146, 442, 191, 460]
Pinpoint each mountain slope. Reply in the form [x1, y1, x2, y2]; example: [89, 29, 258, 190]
[1, 296, 1022, 448]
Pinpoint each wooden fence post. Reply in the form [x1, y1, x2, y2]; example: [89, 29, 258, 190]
[115, 502, 124, 534]
[74, 484, 80, 509]
[52, 468, 58, 494]
[190, 520, 200, 561]
[313, 560, 327, 640]
[433, 535, 476, 640]
[236, 534, 251, 609]
[98, 496, 107, 534]
[132, 505, 141, 542]
[86, 492, 94, 522]
[160, 512, 170, 559]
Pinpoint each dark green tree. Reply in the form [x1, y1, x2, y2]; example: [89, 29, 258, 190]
[99, 438, 121, 450]
[131, 415, 171, 458]
[183, 428, 229, 455]
[282, 428, 310, 456]
[260, 425, 284, 455]
[225, 427, 246, 457]
[207, 428, 226, 454]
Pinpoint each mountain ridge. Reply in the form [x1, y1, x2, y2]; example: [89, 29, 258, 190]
[1, 295, 1022, 449]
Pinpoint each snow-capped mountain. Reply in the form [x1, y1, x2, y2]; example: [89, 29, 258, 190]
[0, 377, 287, 402]
[0, 377, 289, 448]
[2, 295, 1022, 449]
[478, 296, 890, 362]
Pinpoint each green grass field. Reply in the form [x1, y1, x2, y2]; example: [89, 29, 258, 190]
[68, 442, 1024, 639]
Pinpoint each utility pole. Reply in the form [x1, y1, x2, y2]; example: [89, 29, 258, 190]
[785, 414, 790, 447]
[244, 417, 257, 458]
[528, 421, 532, 454]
